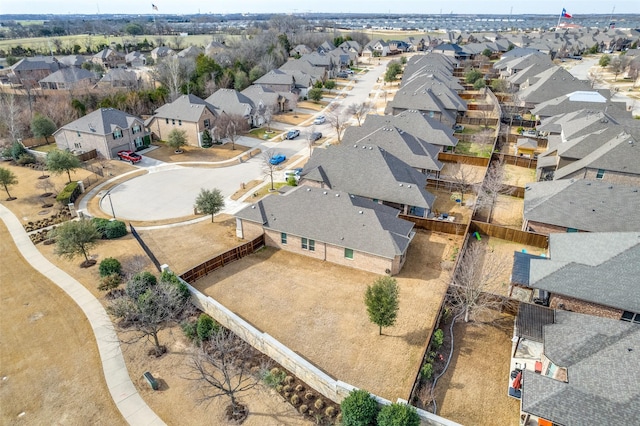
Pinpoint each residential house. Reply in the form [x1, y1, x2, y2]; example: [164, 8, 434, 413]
[521, 311, 640, 425]
[205, 89, 255, 127]
[204, 41, 226, 57]
[279, 59, 327, 83]
[516, 67, 593, 107]
[297, 52, 337, 76]
[150, 46, 175, 61]
[530, 91, 627, 121]
[338, 40, 362, 55]
[39, 68, 97, 90]
[431, 43, 471, 60]
[527, 232, 640, 320]
[252, 69, 295, 93]
[363, 39, 392, 57]
[300, 144, 436, 218]
[54, 108, 149, 159]
[523, 179, 640, 234]
[7, 56, 60, 88]
[234, 185, 416, 275]
[57, 55, 86, 68]
[177, 45, 203, 59]
[98, 68, 140, 89]
[125, 51, 146, 68]
[91, 48, 126, 69]
[290, 44, 312, 57]
[146, 94, 218, 147]
[341, 125, 444, 175]
[317, 41, 336, 54]
[241, 85, 290, 114]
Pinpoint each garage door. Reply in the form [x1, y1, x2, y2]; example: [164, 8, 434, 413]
[111, 143, 131, 159]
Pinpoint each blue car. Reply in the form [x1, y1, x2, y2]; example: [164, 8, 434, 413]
[269, 154, 286, 165]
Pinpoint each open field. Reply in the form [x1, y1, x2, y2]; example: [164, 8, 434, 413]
[192, 230, 461, 401]
[0, 221, 124, 426]
[433, 311, 520, 426]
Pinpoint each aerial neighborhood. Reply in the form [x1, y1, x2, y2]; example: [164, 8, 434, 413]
[1, 8, 639, 426]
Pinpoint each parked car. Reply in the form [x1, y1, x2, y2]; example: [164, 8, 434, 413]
[453, 124, 464, 132]
[284, 169, 301, 182]
[336, 71, 349, 78]
[313, 115, 326, 125]
[310, 132, 322, 141]
[345, 69, 355, 74]
[117, 150, 142, 164]
[269, 154, 286, 165]
[522, 129, 538, 137]
[285, 129, 300, 140]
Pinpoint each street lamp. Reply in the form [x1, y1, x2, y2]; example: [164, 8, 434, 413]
[106, 190, 116, 219]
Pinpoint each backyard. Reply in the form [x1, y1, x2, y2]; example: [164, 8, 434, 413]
[192, 230, 461, 402]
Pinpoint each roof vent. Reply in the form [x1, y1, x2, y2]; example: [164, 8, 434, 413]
[323, 191, 327, 195]
[354, 145, 357, 148]
[336, 193, 340, 197]
[251, 205, 255, 209]
[306, 188, 311, 191]
[369, 146, 373, 150]
[358, 210, 363, 214]
[408, 185, 411, 188]
[399, 183, 403, 187]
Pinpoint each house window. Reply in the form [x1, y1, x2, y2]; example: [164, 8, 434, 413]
[567, 228, 578, 233]
[74, 142, 82, 149]
[281, 233, 287, 244]
[178, 120, 182, 126]
[344, 248, 354, 259]
[132, 124, 141, 134]
[621, 311, 640, 324]
[113, 129, 123, 139]
[301, 238, 315, 251]
[204, 119, 211, 129]
[76, 131, 81, 137]
[596, 169, 605, 179]
[165, 118, 169, 124]
[172, 119, 176, 125]
[134, 137, 143, 148]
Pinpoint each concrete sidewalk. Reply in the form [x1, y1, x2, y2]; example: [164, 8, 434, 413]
[0, 204, 165, 426]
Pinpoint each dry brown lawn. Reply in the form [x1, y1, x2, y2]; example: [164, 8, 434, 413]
[144, 142, 249, 163]
[273, 112, 313, 126]
[0, 221, 124, 426]
[478, 195, 524, 229]
[440, 162, 487, 184]
[503, 165, 536, 187]
[192, 230, 461, 401]
[434, 311, 520, 426]
[431, 188, 476, 224]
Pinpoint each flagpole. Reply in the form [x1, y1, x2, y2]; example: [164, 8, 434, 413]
[556, 11, 563, 31]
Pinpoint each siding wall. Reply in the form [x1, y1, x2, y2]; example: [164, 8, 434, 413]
[549, 295, 623, 320]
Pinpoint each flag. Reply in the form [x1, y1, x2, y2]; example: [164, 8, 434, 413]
[562, 8, 572, 18]
[152, 3, 158, 11]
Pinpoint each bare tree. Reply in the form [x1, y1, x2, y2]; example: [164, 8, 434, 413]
[449, 163, 475, 205]
[0, 92, 26, 143]
[472, 128, 495, 150]
[153, 56, 191, 101]
[450, 240, 508, 322]
[347, 102, 371, 127]
[306, 126, 318, 156]
[108, 274, 191, 356]
[608, 55, 630, 82]
[261, 149, 278, 191]
[327, 110, 349, 143]
[34, 177, 54, 196]
[475, 161, 513, 222]
[218, 114, 250, 150]
[185, 331, 261, 422]
[121, 254, 151, 281]
[256, 103, 275, 132]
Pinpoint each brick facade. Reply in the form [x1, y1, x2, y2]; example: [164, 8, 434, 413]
[525, 220, 576, 234]
[549, 294, 623, 320]
[149, 108, 216, 147]
[561, 168, 640, 186]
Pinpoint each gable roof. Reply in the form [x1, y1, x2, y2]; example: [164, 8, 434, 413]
[235, 186, 414, 259]
[93, 48, 124, 60]
[359, 110, 458, 148]
[241, 85, 281, 107]
[389, 76, 467, 115]
[301, 144, 435, 210]
[524, 179, 640, 232]
[531, 91, 627, 119]
[100, 68, 138, 83]
[56, 55, 86, 67]
[341, 125, 443, 172]
[39, 67, 95, 84]
[205, 89, 254, 117]
[253, 69, 295, 86]
[153, 94, 217, 122]
[10, 56, 59, 72]
[529, 232, 640, 313]
[518, 67, 592, 104]
[522, 311, 640, 425]
[55, 108, 142, 136]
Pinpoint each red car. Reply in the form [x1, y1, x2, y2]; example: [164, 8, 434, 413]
[117, 150, 142, 164]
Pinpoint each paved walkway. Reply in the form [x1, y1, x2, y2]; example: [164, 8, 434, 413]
[0, 203, 166, 426]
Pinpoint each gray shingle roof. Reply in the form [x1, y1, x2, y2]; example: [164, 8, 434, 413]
[10, 56, 59, 72]
[301, 144, 435, 210]
[253, 69, 294, 86]
[531, 91, 627, 119]
[100, 68, 138, 83]
[341, 125, 443, 172]
[55, 108, 143, 136]
[205, 89, 254, 118]
[518, 67, 593, 105]
[515, 303, 554, 341]
[235, 186, 414, 259]
[529, 232, 640, 313]
[39, 67, 95, 84]
[153, 94, 217, 122]
[524, 179, 640, 232]
[522, 311, 640, 426]
[389, 77, 467, 115]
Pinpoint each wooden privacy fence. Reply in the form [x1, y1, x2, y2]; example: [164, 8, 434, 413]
[438, 151, 490, 166]
[74, 149, 98, 162]
[493, 153, 538, 169]
[458, 116, 499, 126]
[467, 104, 494, 111]
[504, 184, 526, 198]
[400, 215, 467, 235]
[470, 221, 548, 248]
[180, 234, 265, 284]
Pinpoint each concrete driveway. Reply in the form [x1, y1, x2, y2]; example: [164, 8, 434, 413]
[97, 62, 389, 222]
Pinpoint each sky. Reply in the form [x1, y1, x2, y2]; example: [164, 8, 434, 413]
[0, 1, 637, 16]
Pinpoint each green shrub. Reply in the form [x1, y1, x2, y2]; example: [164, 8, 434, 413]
[377, 403, 420, 426]
[196, 314, 219, 341]
[16, 153, 36, 165]
[314, 399, 325, 410]
[105, 220, 127, 239]
[98, 273, 122, 292]
[91, 217, 110, 238]
[126, 271, 157, 300]
[181, 320, 197, 341]
[56, 181, 80, 204]
[432, 329, 444, 349]
[99, 257, 122, 277]
[10, 141, 27, 161]
[340, 389, 379, 426]
[262, 368, 286, 388]
[420, 363, 433, 380]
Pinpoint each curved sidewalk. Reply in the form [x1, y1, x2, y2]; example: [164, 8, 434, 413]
[0, 204, 165, 426]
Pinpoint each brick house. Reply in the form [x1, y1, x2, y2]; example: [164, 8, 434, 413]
[234, 186, 415, 275]
[91, 48, 126, 69]
[145, 94, 218, 147]
[54, 108, 149, 159]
